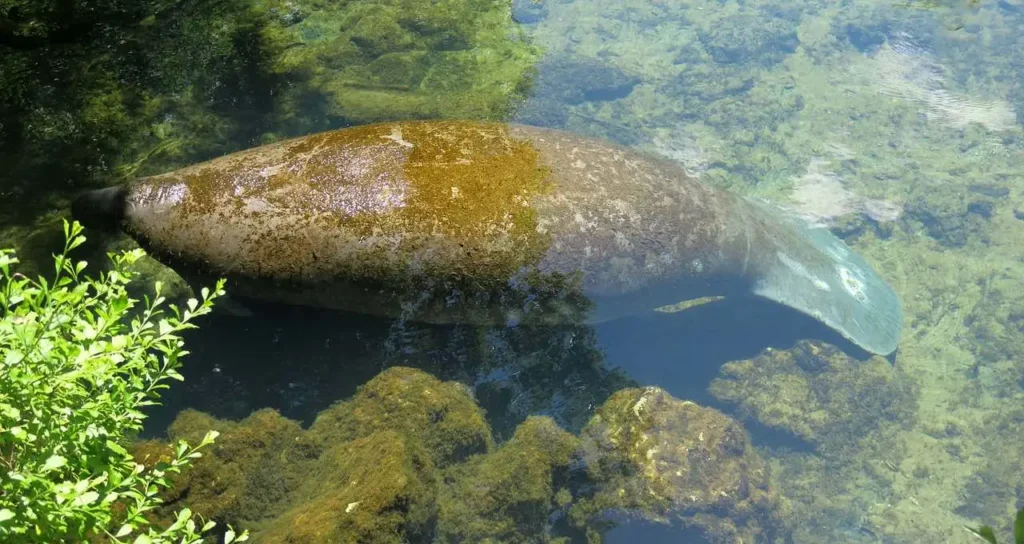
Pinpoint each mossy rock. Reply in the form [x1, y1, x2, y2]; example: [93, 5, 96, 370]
[437, 416, 579, 542]
[256, 430, 438, 543]
[570, 387, 790, 543]
[708, 340, 919, 454]
[268, 0, 540, 127]
[308, 366, 494, 468]
[160, 408, 314, 524]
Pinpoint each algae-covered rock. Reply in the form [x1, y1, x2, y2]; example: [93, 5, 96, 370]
[268, 0, 540, 128]
[569, 387, 789, 544]
[257, 430, 438, 543]
[955, 405, 1024, 536]
[698, 12, 799, 67]
[709, 340, 918, 454]
[437, 416, 579, 542]
[513, 54, 640, 128]
[158, 408, 313, 524]
[963, 271, 1024, 393]
[308, 366, 494, 467]
[902, 182, 996, 248]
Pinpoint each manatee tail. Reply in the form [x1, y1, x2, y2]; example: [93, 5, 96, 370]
[748, 206, 904, 356]
[71, 186, 127, 232]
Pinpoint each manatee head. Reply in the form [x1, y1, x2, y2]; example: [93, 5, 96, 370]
[71, 186, 128, 233]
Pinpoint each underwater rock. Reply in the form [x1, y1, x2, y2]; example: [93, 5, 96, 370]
[512, 0, 548, 24]
[698, 12, 799, 67]
[709, 340, 918, 453]
[963, 273, 1024, 392]
[569, 387, 790, 544]
[143, 408, 313, 526]
[437, 416, 579, 542]
[269, 0, 540, 126]
[902, 183, 995, 247]
[512, 54, 640, 127]
[258, 430, 439, 543]
[308, 366, 494, 468]
[136, 367, 600, 542]
[955, 406, 1024, 534]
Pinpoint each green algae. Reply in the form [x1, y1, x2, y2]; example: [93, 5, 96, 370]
[134, 368, 794, 543]
[569, 387, 791, 543]
[308, 366, 494, 468]
[268, 0, 541, 129]
[437, 416, 580, 543]
[708, 340, 920, 456]
[258, 430, 438, 543]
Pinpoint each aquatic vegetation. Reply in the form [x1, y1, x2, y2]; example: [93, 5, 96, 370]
[259, 430, 439, 543]
[0, 220, 242, 542]
[956, 406, 1024, 534]
[568, 387, 791, 543]
[709, 340, 919, 456]
[0, 0, 285, 221]
[437, 416, 579, 542]
[267, 0, 541, 129]
[139, 367, 583, 542]
[139, 368, 796, 542]
[306, 366, 494, 468]
[966, 506, 1024, 544]
[512, 53, 641, 129]
[902, 179, 998, 247]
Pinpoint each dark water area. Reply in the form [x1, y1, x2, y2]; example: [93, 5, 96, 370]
[150, 294, 860, 441]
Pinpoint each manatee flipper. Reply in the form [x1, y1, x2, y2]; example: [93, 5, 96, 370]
[749, 208, 903, 356]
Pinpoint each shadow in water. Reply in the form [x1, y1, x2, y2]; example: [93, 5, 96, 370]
[147, 291, 868, 450]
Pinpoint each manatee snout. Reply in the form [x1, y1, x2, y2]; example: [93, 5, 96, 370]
[71, 186, 127, 232]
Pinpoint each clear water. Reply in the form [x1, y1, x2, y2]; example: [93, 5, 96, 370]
[5, 0, 1024, 542]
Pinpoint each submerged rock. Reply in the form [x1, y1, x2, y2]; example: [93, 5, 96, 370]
[709, 340, 918, 454]
[258, 430, 439, 543]
[137, 408, 313, 526]
[308, 366, 494, 468]
[569, 387, 790, 543]
[437, 416, 579, 542]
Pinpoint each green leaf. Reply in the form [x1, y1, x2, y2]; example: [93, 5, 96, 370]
[133, 534, 153, 544]
[43, 455, 67, 471]
[967, 525, 999, 544]
[73, 491, 99, 506]
[225, 529, 237, 544]
[116, 523, 134, 537]
[106, 440, 128, 456]
[0, 403, 21, 420]
[1014, 507, 1023, 544]
[0, 509, 14, 522]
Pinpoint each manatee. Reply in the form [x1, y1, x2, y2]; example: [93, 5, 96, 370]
[71, 120, 904, 355]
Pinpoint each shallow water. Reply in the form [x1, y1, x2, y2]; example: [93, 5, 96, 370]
[4, 0, 1024, 541]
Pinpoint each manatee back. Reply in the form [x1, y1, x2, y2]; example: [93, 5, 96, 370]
[121, 121, 742, 300]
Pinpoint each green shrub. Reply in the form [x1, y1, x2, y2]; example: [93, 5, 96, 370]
[0, 220, 246, 543]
